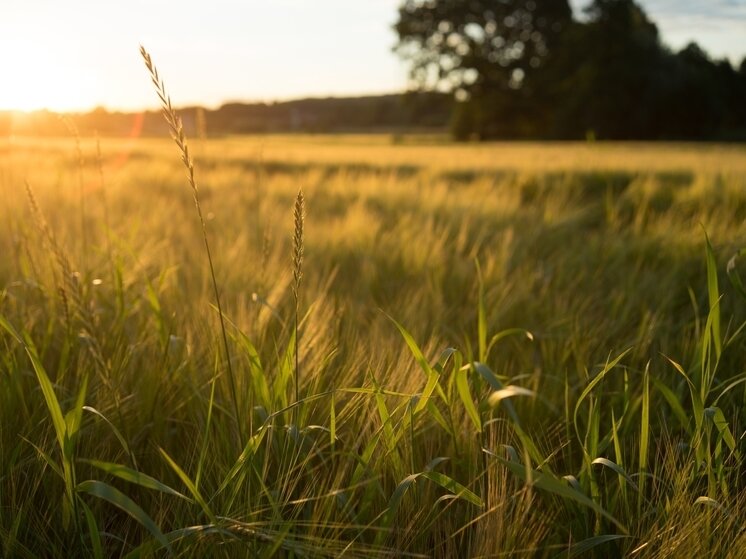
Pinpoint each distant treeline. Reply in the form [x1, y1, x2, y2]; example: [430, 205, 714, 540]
[3, 0, 745, 142]
[0, 93, 453, 138]
[396, 0, 746, 141]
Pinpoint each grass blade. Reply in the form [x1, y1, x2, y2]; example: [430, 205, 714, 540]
[704, 232, 722, 360]
[488, 450, 627, 532]
[0, 319, 68, 453]
[559, 534, 631, 558]
[420, 471, 482, 507]
[159, 448, 216, 524]
[387, 314, 432, 376]
[83, 460, 192, 501]
[77, 480, 172, 554]
[79, 499, 104, 559]
[455, 367, 481, 432]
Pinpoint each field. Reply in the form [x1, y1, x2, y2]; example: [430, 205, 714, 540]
[1, 133, 745, 557]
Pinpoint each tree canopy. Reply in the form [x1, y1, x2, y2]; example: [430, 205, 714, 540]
[395, 0, 746, 140]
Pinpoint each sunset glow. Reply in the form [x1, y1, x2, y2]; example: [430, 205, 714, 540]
[0, 0, 744, 113]
[0, 29, 98, 111]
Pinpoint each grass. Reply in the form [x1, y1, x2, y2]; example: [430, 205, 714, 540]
[0, 61, 745, 557]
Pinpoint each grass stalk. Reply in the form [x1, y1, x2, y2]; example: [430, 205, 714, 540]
[292, 188, 305, 408]
[94, 133, 113, 270]
[139, 45, 244, 442]
[61, 117, 88, 268]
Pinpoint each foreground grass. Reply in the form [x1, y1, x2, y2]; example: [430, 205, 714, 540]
[0, 133, 745, 557]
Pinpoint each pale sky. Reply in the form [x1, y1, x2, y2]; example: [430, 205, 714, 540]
[1, 0, 744, 112]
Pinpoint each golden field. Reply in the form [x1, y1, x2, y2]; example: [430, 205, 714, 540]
[1, 134, 745, 558]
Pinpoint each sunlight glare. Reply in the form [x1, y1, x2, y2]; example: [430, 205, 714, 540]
[0, 34, 96, 112]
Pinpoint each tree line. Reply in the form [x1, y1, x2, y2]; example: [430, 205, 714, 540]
[0, 93, 452, 137]
[395, 0, 746, 140]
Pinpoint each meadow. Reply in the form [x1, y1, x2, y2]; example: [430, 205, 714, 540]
[1, 126, 745, 557]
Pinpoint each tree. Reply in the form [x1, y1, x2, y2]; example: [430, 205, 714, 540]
[552, 0, 665, 139]
[395, 0, 746, 141]
[395, 0, 573, 139]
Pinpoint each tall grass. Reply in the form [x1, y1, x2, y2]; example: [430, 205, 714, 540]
[0, 60, 744, 556]
[139, 46, 243, 443]
[293, 188, 305, 407]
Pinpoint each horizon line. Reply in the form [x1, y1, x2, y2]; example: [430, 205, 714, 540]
[0, 88, 423, 116]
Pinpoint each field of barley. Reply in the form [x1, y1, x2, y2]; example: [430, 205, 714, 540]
[1, 132, 745, 557]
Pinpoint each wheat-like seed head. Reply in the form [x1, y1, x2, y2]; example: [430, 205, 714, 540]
[293, 188, 305, 298]
[292, 188, 305, 407]
[25, 182, 72, 282]
[139, 45, 198, 201]
[25, 182, 110, 381]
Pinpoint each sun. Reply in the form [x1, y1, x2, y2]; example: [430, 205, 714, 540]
[0, 33, 97, 112]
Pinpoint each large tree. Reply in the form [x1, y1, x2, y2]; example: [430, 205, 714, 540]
[552, 0, 666, 139]
[395, 0, 573, 139]
[396, 0, 746, 140]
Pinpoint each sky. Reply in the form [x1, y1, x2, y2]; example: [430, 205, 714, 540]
[0, 0, 744, 112]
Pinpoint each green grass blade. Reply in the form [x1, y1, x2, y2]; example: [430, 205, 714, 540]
[217, 427, 267, 493]
[573, 349, 631, 453]
[387, 314, 432, 375]
[0, 314, 23, 344]
[476, 260, 487, 362]
[650, 376, 691, 434]
[704, 232, 722, 360]
[159, 448, 216, 524]
[485, 328, 534, 363]
[493, 454, 627, 532]
[77, 480, 172, 554]
[64, 373, 88, 440]
[276, 329, 296, 409]
[592, 458, 639, 492]
[473, 363, 549, 471]
[196, 353, 219, 490]
[663, 356, 704, 434]
[385, 473, 419, 520]
[123, 525, 230, 559]
[420, 471, 482, 507]
[83, 460, 192, 501]
[83, 406, 136, 468]
[79, 498, 104, 559]
[22, 333, 67, 452]
[455, 367, 481, 432]
[705, 407, 737, 452]
[22, 437, 64, 481]
[330, 391, 337, 447]
[471, 362, 519, 424]
[414, 370, 441, 414]
[0, 316, 67, 455]
[559, 534, 631, 559]
[639, 363, 650, 474]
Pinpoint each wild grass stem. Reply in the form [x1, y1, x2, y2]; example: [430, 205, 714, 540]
[292, 188, 304, 408]
[140, 45, 244, 442]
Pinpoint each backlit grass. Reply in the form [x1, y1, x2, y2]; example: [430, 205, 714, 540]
[0, 124, 745, 555]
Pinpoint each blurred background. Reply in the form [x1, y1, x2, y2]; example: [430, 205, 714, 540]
[1, 0, 745, 140]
